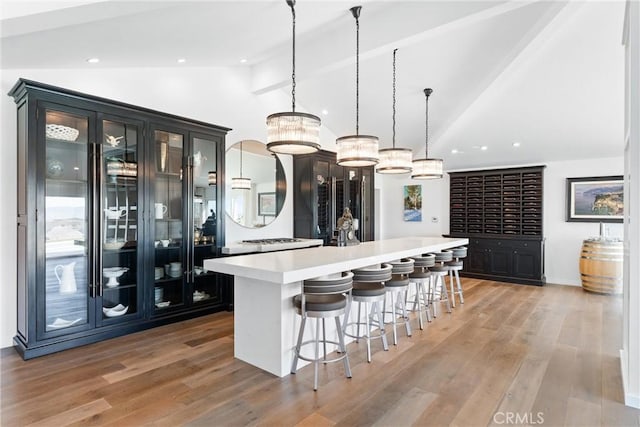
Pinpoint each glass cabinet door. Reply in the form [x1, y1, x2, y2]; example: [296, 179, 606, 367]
[42, 108, 92, 335]
[153, 130, 185, 311]
[191, 135, 220, 305]
[100, 118, 142, 322]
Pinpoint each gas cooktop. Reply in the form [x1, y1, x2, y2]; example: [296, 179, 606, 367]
[241, 238, 302, 244]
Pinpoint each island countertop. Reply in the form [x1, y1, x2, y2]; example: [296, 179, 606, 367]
[204, 236, 469, 284]
[203, 236, 469, 377]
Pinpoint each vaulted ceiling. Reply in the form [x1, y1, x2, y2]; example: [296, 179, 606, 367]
[1, 0, 626, 170]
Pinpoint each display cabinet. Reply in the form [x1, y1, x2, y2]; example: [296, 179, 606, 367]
[293, 150, 375, 245]
[11, 79, 231, 359]
[448, 166, 545, 286]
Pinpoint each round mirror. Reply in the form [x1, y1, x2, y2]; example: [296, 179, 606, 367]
[225, 140, 286, 228]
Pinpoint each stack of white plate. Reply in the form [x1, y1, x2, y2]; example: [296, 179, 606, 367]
[169, 262, 182, 278]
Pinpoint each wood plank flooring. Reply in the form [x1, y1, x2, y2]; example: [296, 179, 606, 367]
[2, 279, 640, 426]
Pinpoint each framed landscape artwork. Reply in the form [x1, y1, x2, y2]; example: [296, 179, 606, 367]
[258, 192, 276, 216]
[403, 185, 422, 222]
[566, 176, 623, 223]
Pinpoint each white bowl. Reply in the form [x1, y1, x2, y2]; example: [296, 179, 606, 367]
[102, 304, 128, 317]
[104, 239, 126, 250]
[155, 301, 170, 308]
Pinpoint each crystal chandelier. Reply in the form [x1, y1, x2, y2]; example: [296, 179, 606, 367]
[377, 49, 412, 174]
[266, 0, 321, 155]
[336, 6, 379, 167]
[231, 141, 251, 190]
[207, 171, 217, 186]
[412, 88, 443, 179]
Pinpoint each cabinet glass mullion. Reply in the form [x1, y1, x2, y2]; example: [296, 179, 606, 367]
[43, 109, 91, 334]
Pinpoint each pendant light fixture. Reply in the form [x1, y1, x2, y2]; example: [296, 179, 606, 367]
[376, 48, 412, 174]
[411, 88, 443, 179]
[231, 141, 251, 190]
[266, 0, 321, 155]
[207, 171, 217, 186]
[336, 6, 379, 167]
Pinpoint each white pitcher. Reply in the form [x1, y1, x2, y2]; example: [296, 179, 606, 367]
[55, 261, 77, 294]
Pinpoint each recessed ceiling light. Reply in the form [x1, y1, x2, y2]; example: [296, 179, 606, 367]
[86, 58, 100, 64]
[512, 142, 521, 147]
[451, 149, 458, 154]
[73, 166, 80, 171]
[322, 109, 329, 115]
[177, 58, 186, 64]
[480, 146, 488, 151]
[240, 58, 248, 64]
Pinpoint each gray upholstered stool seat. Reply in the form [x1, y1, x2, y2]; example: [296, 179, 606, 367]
[409, 271, 431, 279]
[291, 271, 354, 390]
[293, 294, 347, 313]
[385, 277, 410, 287]
[448, 246, 467, 307]
[352, 281, 386, 297]
[344, 264, 392, 362]
[384, 259, 415, 345]
[429, 265, 450, 273]
[446, 260, 464, 269]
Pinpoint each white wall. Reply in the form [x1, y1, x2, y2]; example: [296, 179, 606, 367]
[543, 157, 624, 285]
[0, 67, 339, 349]
[622, 0, 640, 408]
[376, 174, 449, 239]
[378, 157, 624, 286]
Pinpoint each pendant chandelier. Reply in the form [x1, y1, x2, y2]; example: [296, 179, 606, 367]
[376, 49, 412, 174]
[412, 88, 443, 179]
[336, 6, 379, 167]
[231, 141, 251, 190]
[207, 171, 217, 186]
[266, 0, 321, 155]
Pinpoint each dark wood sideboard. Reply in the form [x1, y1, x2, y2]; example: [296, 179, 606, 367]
[448, 166, 546, 286]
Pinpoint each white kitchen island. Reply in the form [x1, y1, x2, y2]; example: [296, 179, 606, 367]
[204, 236, 468, 377]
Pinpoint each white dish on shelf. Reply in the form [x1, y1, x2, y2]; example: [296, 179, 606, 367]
[46, 124, 79, 141]
[155, 301, 170, 308]
[193, 291, 210, 302]
[102, 304, 128, 317]
[103, 267, 129, 288]
[104, 239, 126, 250]
[47, 317, 82, 329]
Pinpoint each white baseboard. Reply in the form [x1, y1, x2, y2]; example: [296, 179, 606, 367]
[620, 349, 640, 409]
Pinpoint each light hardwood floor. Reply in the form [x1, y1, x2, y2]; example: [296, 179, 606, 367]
[2, 279, 639, 426]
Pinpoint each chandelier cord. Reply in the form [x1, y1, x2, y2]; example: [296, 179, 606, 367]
[425, 90, 429, 158]
[392, 48, 398, 149]
[289, 1, 296, 112]
[355, 12, 360, 135]
[239, 141, 243, 178]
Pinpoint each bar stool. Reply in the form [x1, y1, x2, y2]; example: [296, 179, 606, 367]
[291, 271, 354, 391]
[344, 263, 392, 363]
[383, 258, 415, 345]
[429, 251, 452, 317]
[447, 246, 467, 307]
[407, 253, 435, 329]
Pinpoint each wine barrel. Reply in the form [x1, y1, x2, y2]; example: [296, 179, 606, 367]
[579, 239, 623, 294]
